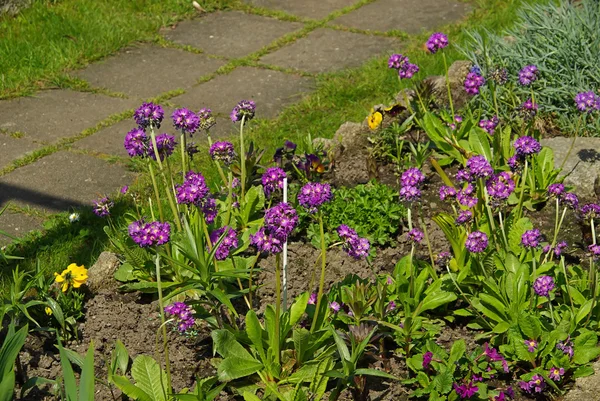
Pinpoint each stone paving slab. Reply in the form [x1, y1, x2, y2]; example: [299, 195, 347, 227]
[0, 211, 44, 246]
[0, 151, 133, 213]
[162, 11, 304, 59]
[74, 46, 226, 100]
[259, 28, 401, 73]
[331, 0, 471, 34]
[0, 134, 42, 170]
[244, 0, 357, 19]
[171, 67, 315, 120]
[0, 90, 137, 143]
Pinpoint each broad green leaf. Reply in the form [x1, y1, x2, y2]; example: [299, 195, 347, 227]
[576, 299, 594, 325]
[573, 366, 595, 378]
[111, 375, 152, 401]
[217, 357, 263, 382]
[492, 322, 511, 334]
[354, 368, 397, 380]
[78, 342, 95, 401]
[330, 328, 350, 362]
[45, 297, 65, 330]
[289, 292, 309, 327]
[57, 343, 78, 401]
[448, 340, 466, 366]
[519, 314, 541, 339]
[245, 311, 266, 362]
[211, 330, 254, 360]
[508, 218, 533, 255]
[0, 324, 27, 380]
[114, 263, 135, 282]
[112, 340, 129, 376]
[574, 347, 600, 365]
[432, 369, 453, 394]
[468, 128, 492, 161]
[418, 291, 456, 314]
[0, 371, 15, 401]
[131, 355, 168, 401]
[243, 392, 262, 401]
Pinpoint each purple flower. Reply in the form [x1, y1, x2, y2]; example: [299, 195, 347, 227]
[262, 167, 287, 198]
[479, 116, 499, 135]
[575, 91, 600, 112]
[464, 72, 486, 95]
[308, 293, 317, 305]
[298, 182, 333, 213]
[455, 169, 472, 184]
[457, 185, 478, 208]
[401, 168, 425, 187]
[388, 53, 408, 69]
[120, 185, 128, 195]
[543, 241, 567, 257]
[525, 339, 538, 352]
[507, 155, 520, 172]
[250, 227, 283, 254]
[386, 301, 397, 312]
[533, 275, 555, 297]
[134, 102, 164, 129]
[487, 172, 515, 200]
[436, 251, 452, 267]
[128, 220, 171, 247]
[520, 374, 545, 393]
[329, 301, 341, 312]
[439, 186, 457, 201]
[549, 367, 565, 381]
[588, 244, 600, 258]
[388, 54, 420, 79]
[230, 99, 256, 122]
[466, 155, 493, 179]
[456, 210, 473, 225]
[423, 351, 433, 368]
[198, 107, 216, 131]
[264, 202, 298, 241]
[398, 63, 419, 79]
[548, 183, 565, 198]
[519, 98, 538, 120]
[465, 231, 488, 253]
[337, 225, 370, 259]
[484, 343, 504, 362]
[521, 229, 542, 249]
[562, 192, 579, 209]
[489, 67, 509, 85]
[124, 128, 148, 157]
[426, 32, 449, 53]
[202, 196, 218, 224]
[580, 203, 600, 220]
[453, 381, 478, 399]
[148, 133, 176, 161]
[176, 171, 209, 206]
[557, 338, 574, 358]
[518, 65, 539, 86]
[164, 302, 195, 333]
[514, 136, 541, 157]
[209, 226, 238, 260]
[92, 197, 113, 217]
[400, 186, 421, 202]
[408, 228, 424, 243]
[172, 108, 199, 134]
[209, 141, 235, 165]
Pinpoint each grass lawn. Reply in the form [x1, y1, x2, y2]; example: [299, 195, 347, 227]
[0, 0, 543, 292]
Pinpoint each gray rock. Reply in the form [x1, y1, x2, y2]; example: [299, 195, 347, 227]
[331, 122, 372, 186]
[564, 359, 600, 401]
[87, 251, 120, 294]
[423, 60, 472, 110]
[0, 0, 33, 16]
[541, 137, 600, 199]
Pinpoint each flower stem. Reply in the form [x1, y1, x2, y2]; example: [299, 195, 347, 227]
[311, 213, 327, 333]
[442, 52, 455, 118]
[239, 115, 247, 200]
[207, 133, 228, 186]
[516, 159, 529, 221]
[154, 252, 172, 392]
[180, 132, 187, 178]
[274, 253, 282, 365]
[147, 163, 165, 222]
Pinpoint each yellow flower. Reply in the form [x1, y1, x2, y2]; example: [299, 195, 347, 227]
[45, 307, 53, 316]
[367, 110, 383, 130]
[54, 263, 88, 292]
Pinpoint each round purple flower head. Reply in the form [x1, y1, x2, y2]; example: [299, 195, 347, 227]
[209, 141, 236, 165]
[518, 65, 539, 86]
[198, 107, 216, 131]
[388, 53, 407, 69]
[337, 225, 370, 259]
[388, 54, 419, 79]
[455, 210, 472, 225]
[423, 351, 433, 369]
[464, 72, 486, 95]
[466, 155, 493, 179]
[92, 196, 113, 217]
[520, 374, 546, 394]
[262, 167, 286, 198]
[399, 63, 419, 79]
[298, 182, 333, 213]
[124, 128, 148, 158]
[408, 228, 424, 244]
[401, 168, 425, 187]
[575, 91, 600, 113]
[134, 102, 164, 129]
[457, 185, 478, 208]
[562, 192, 579, 209]
[479, 116, 499, 135]
[549, 367, 565, 381]
[547, 183, 565, 198]
[148, 133, 176, 161]
[172, 108, 199, 134]
[533, 275, 555, 297]
[486, 172, 515, 200]
[264, 202, 298, 242]
[514, 136, 541, 157]
[230, 100, 256, 122]
[521, 229, 542, 249]
[202, 196, 218, 224]
[455, 169, 472, 184]
[436, 251, 452, 267]
[400, 185, 421, 202]
[519, 98, 538, 120]
[544, 241, 567, 258]
[128, 220, 171, 247]
[164, 302, 195, 333]
[439, 186, 457, 201]
[250, 227, 282, 254]
[580, 203, 600, 220]
[453, 381, 478, 399]
[176, 171, 209, 205]
[426, 32, 449, 53]
[209, 226, 238, 260]
[465, 231, 488, 253]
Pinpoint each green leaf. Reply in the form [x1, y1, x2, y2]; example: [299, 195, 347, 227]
[0, 372, 15, 401]
[573, 366, 595, 379]
[508, 218, 533, 255]
[468, 128, 492, 161]
[57, 343, 78, 401]
[217, 357, 263, 382]
[289, 292, 309, 328]
[114, 263, 135, 282]
[519, 314, 541, 339]
[78, 342, 95, 401]
[493, 322, 511, 334]
[45, 297, 65, 330]
[0, 323, 27, 380]
[112, 340, 129, 376]
[448, 340, 466, 366]
[418, 291, 457, 314]
[245, 310, 266, 363]
[576, 299, 594, 325]
[243, 392, 262, 401]
[131, 355, 168, 401]
[432, 369, 453, 394]
[354, 368, 397, 380]
[211, 330, 254, 360]
[331, 328, 350, 362]
[111, 375, 152, 401]
[19, 377, 56, 399]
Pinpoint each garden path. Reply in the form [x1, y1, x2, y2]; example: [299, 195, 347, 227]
[0, 0, 471, 241]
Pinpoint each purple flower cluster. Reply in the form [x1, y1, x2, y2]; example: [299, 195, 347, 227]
[519, 98, 538, 120]
[164, 302, 195, 332]
[588, 244, 600, 258]
[128, 220, 171, 247]
[148, 133, 176, 161]
[426, 32, 449, 53]
[457, 184, 478, 208]
[92, 197, 113, 217]
[580, 203, 600, 220]
[562, 192, 579, 209]
[298, 182, 333, 213]
[575, 91, 600, 112]
[489, 67, 509, 85]
[388, 54, 419, 79]
[172, 108, 200, 134]
[513, 136, 541, 157]
[479, 116, 499, 135]
[466, 155, 494, 179]
[337, 225, 370, 259]
[547, 183, 565, 198]
[262, 167, 286, 198]
[464, 71, 486, 95]
[209, 226, 238, 260]
[176, 171, 209, 206]
[521, 229, 542, 248]
[465, 231, 488, 253]
[134, 102, 164, 129]
[487, 172, 515, 201]
[519, 374, 545, 394]
[198, 108, 216, 131]
[124, 128, 148, 157]
[252, 202, 298, 254]
[202, 196, 218, 224]
[400, 168, 425, 202]
[436, 251, 452, 267]
[230, 100, 256, 122]
[453, 381, 478, 399]
[251, 228, 283, 254]
[439, 186, 457, 201]
[484, 343, 510, 373]
[557, 338, 574, 358]
[533, 275, 555, 297]
[456, 210, 473, 225]
[422, 351, 433, 369]
[543, 241, 567, 257]
[549, 367, 565, 381]
[407, 228, 424, 244]
[209, 141, 236, 165]
[518, 65, 539, 86]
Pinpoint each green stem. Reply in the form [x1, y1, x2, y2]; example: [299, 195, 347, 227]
[516, 159, 529, 221]
[155, 252, 172, 392]
[207, 133, 228, 186]
[498, 211, 508, 248]
[180, 132, 187, 178]
[150, 130, 182, 231]
[148, 163, 165, 222]
[274, 253, 282, 365]
[586, 219, 597, 328]
[239, 115, 247, 200]
[559, 114, 582, 171]
[311, 213, 327, 333]
[442, 52, 455, 118]
[530, 252, 537, 310]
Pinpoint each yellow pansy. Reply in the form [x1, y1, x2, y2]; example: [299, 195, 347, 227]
[45, 306, 53, 316]
[54, 263, 88, 292]
[367, 110, 383, 131]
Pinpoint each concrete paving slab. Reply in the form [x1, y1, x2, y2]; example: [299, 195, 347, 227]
[331, 0, 471, 34]
[0, 134, 42, 170]
[0, 211, 44, 245]
[260, 28, 401, 73]
[162, 11, 304, 59]
[0, 90, 137, 143]
[74, 46, 226, 99]
[244, 0, 357, 19]
[0, 151, 133, 213]
[171, 67, 315, 120]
